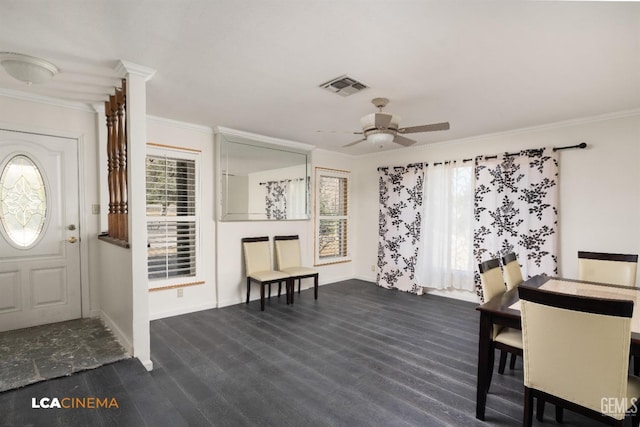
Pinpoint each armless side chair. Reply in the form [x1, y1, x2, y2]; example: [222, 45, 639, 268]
[502, 252, 524, 291]
[242, 237, 292, 311]
[578, 251, 638, 287]
[579, 251, 640, 375]
[478, 258, 523, 387]
[274, 235, 319, 301]
[519, 286, 640, 427]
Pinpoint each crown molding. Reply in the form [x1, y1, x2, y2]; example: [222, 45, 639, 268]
[215, 126, 315, 151]
[147, 115, 214, 134]
[115, 60, 156, 81]
[0, 87, 94, 113]
[312, 147, 357, 159]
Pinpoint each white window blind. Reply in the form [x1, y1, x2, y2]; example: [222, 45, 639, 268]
[315, 168, 350, 265]
[146, 153, 198, 283]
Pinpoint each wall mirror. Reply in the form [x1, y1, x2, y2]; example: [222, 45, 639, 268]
[217, 128, 312, 221]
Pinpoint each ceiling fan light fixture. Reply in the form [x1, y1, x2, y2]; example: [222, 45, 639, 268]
[366, 132, 394, 145]
[0, 52, 59, 85]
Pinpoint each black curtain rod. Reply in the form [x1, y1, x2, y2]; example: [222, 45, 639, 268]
[460, 142, 587, 163]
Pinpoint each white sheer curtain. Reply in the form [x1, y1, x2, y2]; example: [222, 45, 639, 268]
[287, 178, 306, 219]
[414, 161, 475, 291]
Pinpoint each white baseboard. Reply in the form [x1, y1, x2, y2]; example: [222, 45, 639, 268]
[217, 280, 339, 308]
[139, 358, 154, 371]
[149, 302, 217, 320]
[98, 310, 133, 354]
[424, 288, 480, 303]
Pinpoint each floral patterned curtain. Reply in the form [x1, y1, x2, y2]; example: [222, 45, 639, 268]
[264, 181, 287, 220]
[377, 163, 425, 295]
[473, 148, 559, 300]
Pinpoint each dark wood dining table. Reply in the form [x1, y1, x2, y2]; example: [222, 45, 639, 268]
[475, 275, 640, 420]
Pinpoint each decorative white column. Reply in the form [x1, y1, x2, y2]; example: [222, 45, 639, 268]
[116, 60, 156, 371]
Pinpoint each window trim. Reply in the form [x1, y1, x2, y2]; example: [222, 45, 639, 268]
[146, 146, 201, 289]
[314, 166, 351, 266]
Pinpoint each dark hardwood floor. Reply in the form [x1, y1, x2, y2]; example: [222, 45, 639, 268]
[0, 280, 615, 426]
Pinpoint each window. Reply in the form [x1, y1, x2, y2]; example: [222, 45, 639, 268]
[0, 155, 47, 248]
[414, 162, 474, 291]
[315, 167, 350, 265]
[146, 149, 199, 287]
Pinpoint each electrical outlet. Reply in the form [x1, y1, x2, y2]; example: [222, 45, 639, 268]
[92, 204, 100, 215]
[177, 288, 183, 298]
[371, 265, 376, 272]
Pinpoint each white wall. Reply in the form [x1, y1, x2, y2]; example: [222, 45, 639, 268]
[97, 243, 133, 351]
[216, 148, 356, 307]
[146, 118, 217, 320]
[353, 112, 640, 301]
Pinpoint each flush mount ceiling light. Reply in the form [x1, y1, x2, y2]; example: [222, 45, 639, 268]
[0, 52, 59, 85]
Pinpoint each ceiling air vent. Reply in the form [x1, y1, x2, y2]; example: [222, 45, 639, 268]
[319, 75, 368, 97]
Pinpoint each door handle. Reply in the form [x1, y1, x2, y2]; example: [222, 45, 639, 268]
[67, 236, 78, 244]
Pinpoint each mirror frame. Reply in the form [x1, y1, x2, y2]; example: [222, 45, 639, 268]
[215, 127, 313, 221]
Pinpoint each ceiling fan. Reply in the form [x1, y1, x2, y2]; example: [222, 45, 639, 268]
[344, 98, 450, 147]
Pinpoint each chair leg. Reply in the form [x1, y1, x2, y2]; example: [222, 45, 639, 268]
[510, 353, 517, 370]
[260, 283, 265, 311]
[298, 278, 301, 294]
[486, 345, 495, 392]
[290, 278, 294, 304]
[523, 387, 534, 427]
[536, 398, 545, 422]
[555, 405, 563, 423]
[314, 274, 318, 299]
[267, 283, 271, 299]
[278, 281, 282, 298]
[498, 350, 508, 375]
[246, 277, 251, 304]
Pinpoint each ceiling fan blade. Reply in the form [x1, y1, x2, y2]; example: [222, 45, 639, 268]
[374, 112, 393, 129]
[343, 137, 366, 147]
[317, 130, 363, 134]
[393, 134, 416, 147]
[398, 122, 450, 134]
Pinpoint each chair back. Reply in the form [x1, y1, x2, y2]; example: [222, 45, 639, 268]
[578, 251, 638, 287]
[242, 237, 272, 276]
[478, 258, 505, 303]
[502, 252, 523, 291]
[274, 235, 301, 270]
[519, 286, 633, 419]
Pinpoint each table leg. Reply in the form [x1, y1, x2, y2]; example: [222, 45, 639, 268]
[476, 311, 492, 420]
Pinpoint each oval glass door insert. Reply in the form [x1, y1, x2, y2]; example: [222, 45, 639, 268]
[0, 155, 48, 247]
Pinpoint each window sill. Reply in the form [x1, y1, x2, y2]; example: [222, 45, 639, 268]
[314, 259, 351, 267]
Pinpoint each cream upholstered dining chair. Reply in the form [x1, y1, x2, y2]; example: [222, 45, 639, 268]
[518, 285, 640, 427]
[478, 258, 522, 382]
[242, 237, 291, 311]
[578, 251, 638, 287]
[274, 235, 319, 300]
[502, 252, 524, 291]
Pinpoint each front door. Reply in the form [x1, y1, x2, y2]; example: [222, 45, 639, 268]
[0, 130, 81, 332]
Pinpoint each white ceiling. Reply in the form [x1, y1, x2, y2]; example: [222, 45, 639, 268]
[0, 0, 638, 155]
